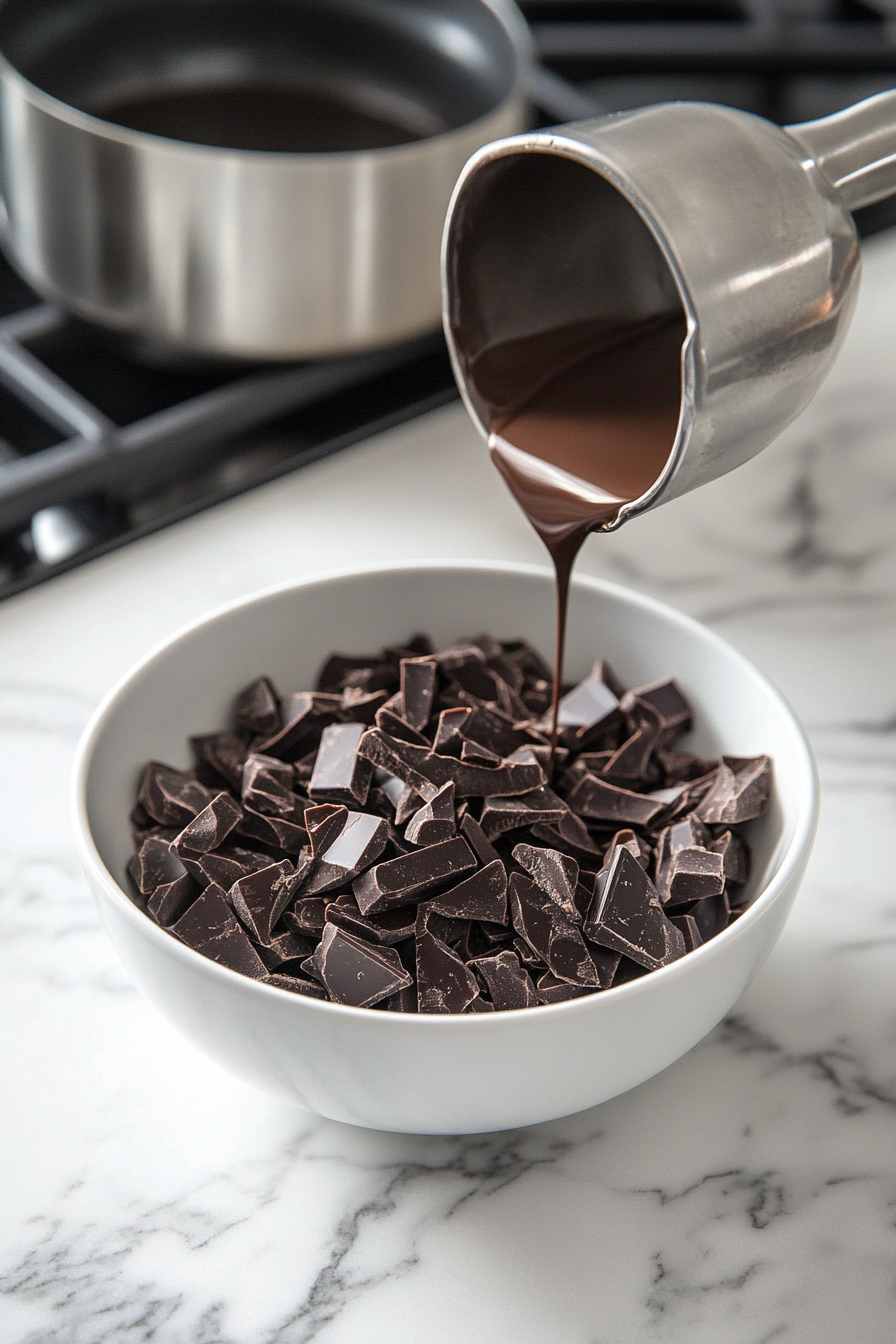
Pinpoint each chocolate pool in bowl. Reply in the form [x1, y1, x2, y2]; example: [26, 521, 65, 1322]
[72, 562, 817, 1134]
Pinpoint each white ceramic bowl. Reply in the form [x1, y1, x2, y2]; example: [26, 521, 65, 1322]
[73, 562, 818, 1134]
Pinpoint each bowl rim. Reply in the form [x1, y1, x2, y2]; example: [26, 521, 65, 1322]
[71, 558, 819, 1027]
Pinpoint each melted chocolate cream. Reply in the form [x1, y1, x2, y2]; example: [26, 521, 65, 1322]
[469, 312, 685, 755]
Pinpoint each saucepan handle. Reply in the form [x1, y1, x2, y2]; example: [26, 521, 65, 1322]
[786, 88, 896, 212]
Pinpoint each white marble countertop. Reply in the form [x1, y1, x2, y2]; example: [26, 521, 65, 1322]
[4, 230, 896, 1344]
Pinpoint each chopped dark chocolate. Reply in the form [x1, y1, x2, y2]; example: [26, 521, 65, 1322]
[257, 930, 315, 970]
[479, 784, 567, 839]
[697, 755, 772, 824]
[512, 843, 579, 922]
[138, 762, 215, 828]
[509, 873, 600, 987]
[147, 873, 197, 926]
[428, 860, 508, 923]
[284, 897, 329, 936]
[172, 885, 268, 977]
[132, 836, 188, 895]
[469, 950, 537, 1010]
[190, 732, 248, 789]
[325, 894, 417, 946]
[400, 657, 437, 732]
[663, 847, 726, 906]
[670, 913, 703, 952]
[241, 753, 299, 817]
[629, 677, 693, 744]
[564, 771, 668, 828]
[254, 691, 342, 760]
[313, 924, 412, 1007]
[301, 811, 388, 896]
[710, 830, 749, 885]
[416, 928, 480, 1013]
[404, 781, 456, 845]
[308, 722, 372, 805]
[585, 848, 686, 970]
[357, 728, 545, 799]
[228, 860, 294, 944]
[691, 892, 731, 942]
[460, 813, 502, 867]
[172, 792, 243, 857]
[535, 970, 596, 1004]
[194, 844, 273, 891]
[236, 804, 307, 855]
[353, 835, 477, 915]
[234, 676, 280, 736]
[261, 972, 328, 998]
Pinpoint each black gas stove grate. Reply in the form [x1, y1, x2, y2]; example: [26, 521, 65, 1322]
[2, 5, 895, 602]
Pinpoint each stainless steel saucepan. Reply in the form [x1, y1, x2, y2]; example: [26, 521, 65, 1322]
[0, 0, 531, 361]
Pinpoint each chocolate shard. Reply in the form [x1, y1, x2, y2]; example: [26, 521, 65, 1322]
[190, 732, 248, 789]
[710, 830, 749, 885]
[357, 728, 544, 799]
[353, 835, 477, 915]
[171, 884, 268, 978]
[256, 929, 315, 970]
[172, 792, 243, 857]
[460, 813, 502, 867]
[228, 860, 294, 943]
[584, 847, 686, 971]
[628, 677, 693, 744]
[285, 897, 329, 935]
[309, 722, 373, 805]
[509, 873, 600, 987]
[132, 835, 188, 895]
[261, 972, 328, 998]
[535, 971, 595, 1004]
[325, 894, 417, 946]
[301, 811, 388, 896]
[234, 675, 280, 735]
[254, 691, 342, 760]
[469, 950, 537, 1011]
[656, 747, 718, 786]
[404, 781, 456, 846]
[416, 929, 480, 1013]
[457, 700, 533, 758]
[241, 752, 299, 817]
[530, 810, 603, 860]
[429, 860, 508, 923]
[605, 828, 651, 870]
[195, 844, 273, 891]
[564, 771, 668, 828]
[433, 707, 473, 756]
[479, 784, 567, 839]
[400, 657, 437, 732]
[670, 913, 703, 952]
[315, 924, 412, 1008]
[235, 804, 307, 855]
[138, 762, 215, 827]
[460, 739, 501, 766]
[147, 873, 197, 926]
[691, 891, 731, 942]
[664, 847, 726, 906]
[697, 755, 772, 824]
[513, 935, 547, 971]
[601, 699, 662, 785]
[512, 843, 580, 922]
[548, 668, 619, 732]
[304, 803, 349, 855]
[340, 686, 390, 724]
[375, 706, 431, 747]
[316, 651, 382, 692]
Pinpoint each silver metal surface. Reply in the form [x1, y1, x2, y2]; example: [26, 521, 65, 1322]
[0, 0, 531, 361]
[442, 93, 896, 528]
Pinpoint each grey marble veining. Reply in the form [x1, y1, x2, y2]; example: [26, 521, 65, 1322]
[4, 234, 896, 1344]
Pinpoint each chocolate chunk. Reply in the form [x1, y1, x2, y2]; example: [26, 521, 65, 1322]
[460, 813, 502, 867]
[261, 972, 328, 998]
[460, 739, 501, 766]
[605, 828, 651, 869]
[340, 687, 390, 723]
[601, 700, 662, 786]
[308, 722, 373, 805]
[584, 847, 686, 970]
[234, 676, 280, 735]
[315, 924, 412, 1008]
[469, 951, 537, 1010]
[257, 930, 315, 970]
[664, 847, 725, 906]
[400, 657, 437, 732]
[254, 692, 341, 760]
[429, 860, 508, 923]
[194, 844, 273, 890]
[697, 755, 772, 824]
[691, 892, 731, 942]
[535, 971, 596, 1004]
[301, 810, 388, 896]
[553, 669, 619, 731]
[530, 811, 603, 861]
[416, 929, 480, 1013]
[316, 652, 382, 692]
[512, 843, 579, 922]
[241, 753, 299, 817]
[172, 792, 243, 856]
[629, 677, 693, 744]
[564, 771, 668, 828]
[404, 781, 456, 846]
[710, 830, 749, 885]
[479, 784, 567, 839]
[228, 860, 294, 943]
[172, 885, 268, 978]
[375, 706, 431, 746]
[132, 836, 188, 895]
[236, 804, 307, 855]
[670, 913, 703, 952]
[305, 803, 349, 854]
[353, 836, 477, 915]
[138, 762, 215, 828]
[325, 894, 417, 946]
[190, 732, 248, 789]
[357, 728, 544, 799]
[509, 873, 600, 987]
[434, 707, 472, 756]
[285, 897, 329, 935]
[147, 873, 197, 926]
[457, 701, 533, 758]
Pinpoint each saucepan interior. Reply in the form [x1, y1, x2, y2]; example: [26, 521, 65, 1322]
[0, 0, 520, 151]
